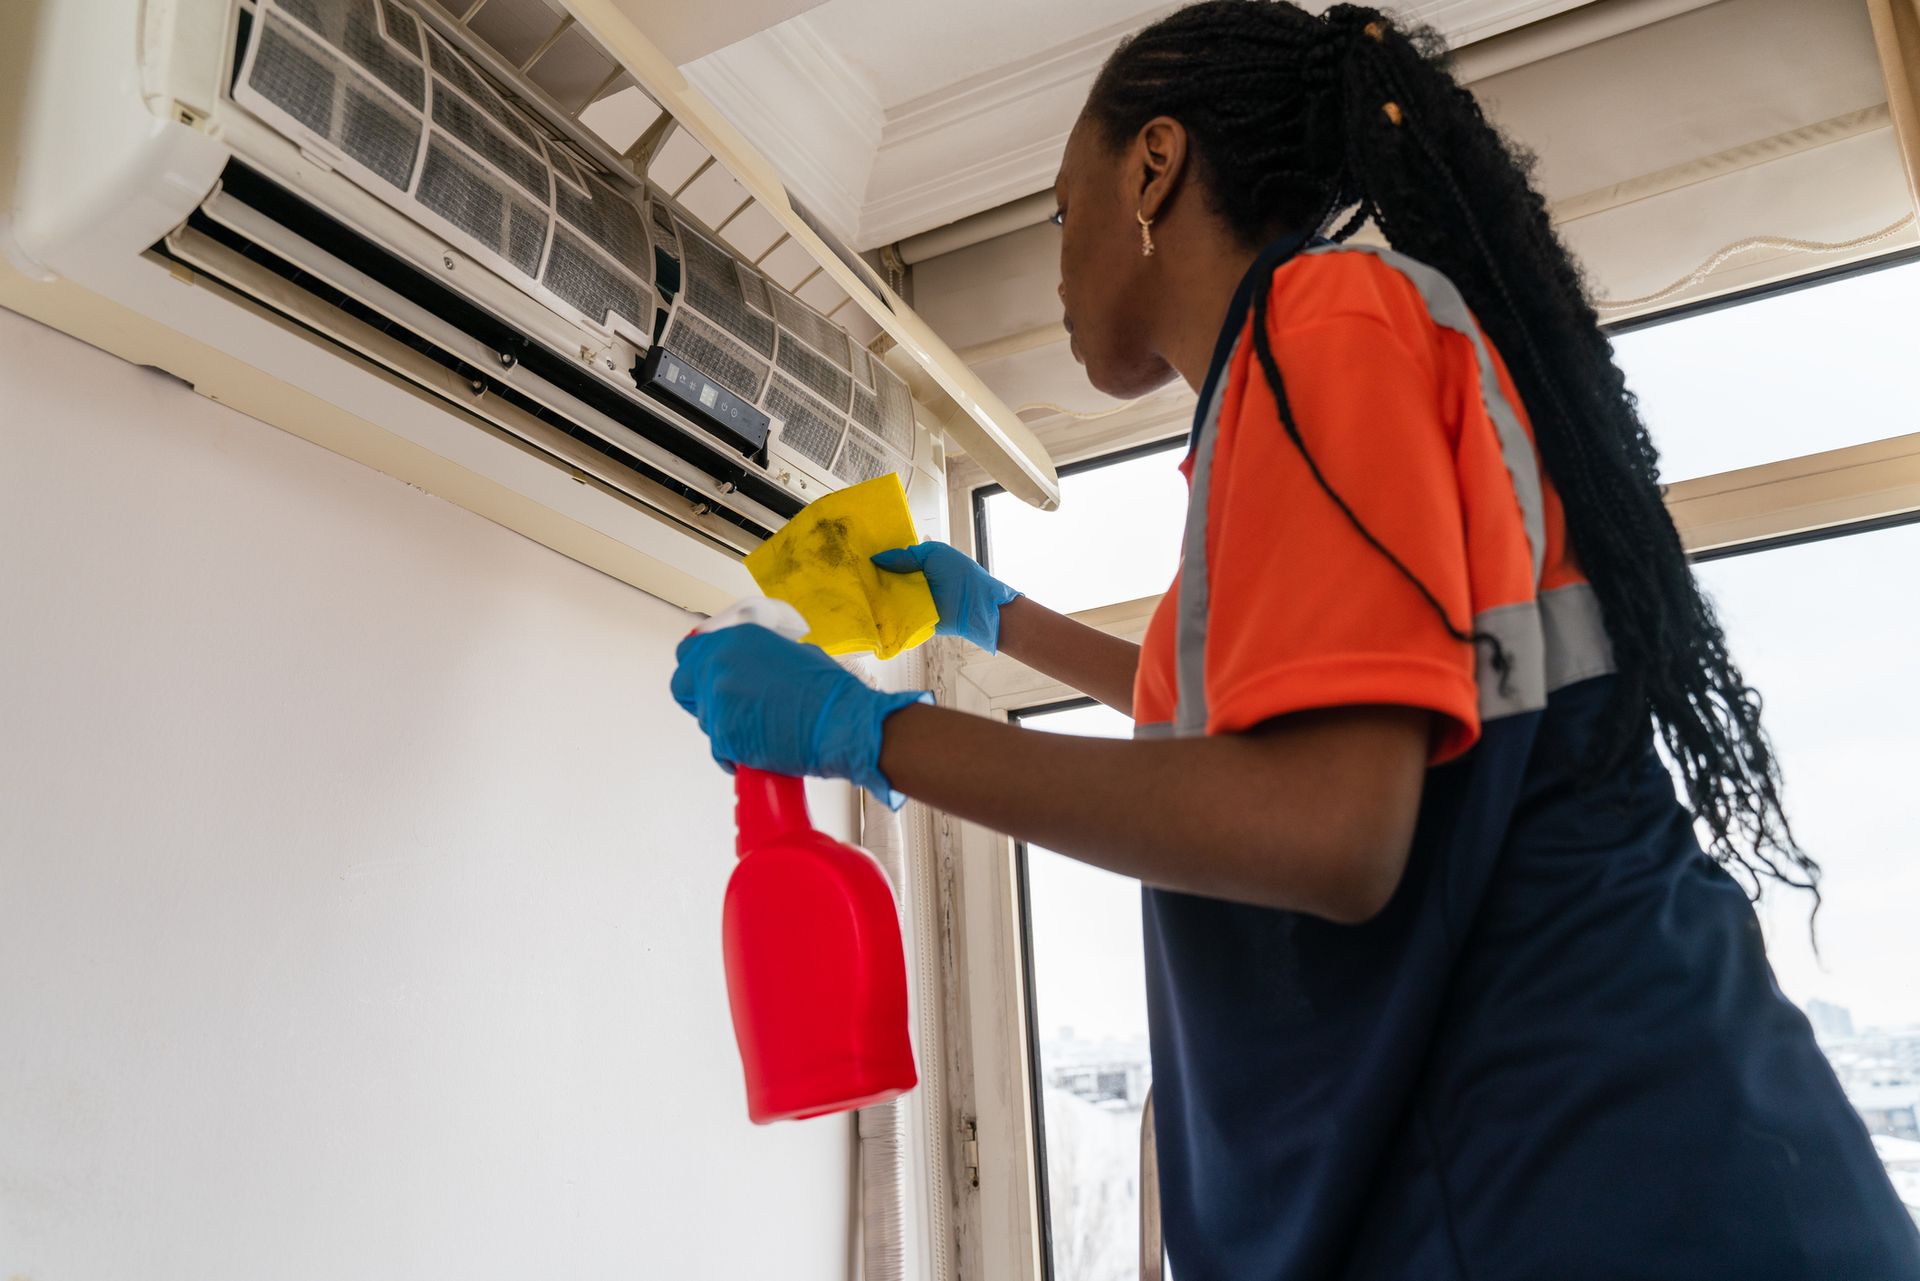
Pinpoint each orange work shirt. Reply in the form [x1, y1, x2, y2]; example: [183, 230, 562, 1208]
[1132, 249, 1587, 763]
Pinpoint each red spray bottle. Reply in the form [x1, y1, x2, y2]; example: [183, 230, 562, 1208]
[694, 600, 918, 1124]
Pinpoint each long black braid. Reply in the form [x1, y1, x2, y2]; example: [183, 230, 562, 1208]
[1084, 0, 1816, 902]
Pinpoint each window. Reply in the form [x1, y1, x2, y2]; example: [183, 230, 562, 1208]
[1014, 701, 1152, 1281]
[1609, 257, 1920, 1206]
[1609, 254, 1920, 483]
[977, 440, 1187, 615]
[1690, 523, 1920, 1214]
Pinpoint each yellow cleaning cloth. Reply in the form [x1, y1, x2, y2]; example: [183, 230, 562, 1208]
[743, 474, 939, 660]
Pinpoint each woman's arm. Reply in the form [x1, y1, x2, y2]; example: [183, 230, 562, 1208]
[672, 625, 1428, 921]
[879, 700, 1430, 923]
[872, 543, 1141, 713]
[994, 596, 1143, 716]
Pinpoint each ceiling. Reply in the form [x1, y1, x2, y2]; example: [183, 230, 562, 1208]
[683, 0, 1605, 249]
[895, 0, 1910, 435]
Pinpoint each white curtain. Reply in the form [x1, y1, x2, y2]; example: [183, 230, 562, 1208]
[1470, 0, 1918, 317]
[1872, 0, 1920, 208]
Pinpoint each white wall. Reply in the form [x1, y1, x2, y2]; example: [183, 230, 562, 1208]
[0, 306, 854, 1280]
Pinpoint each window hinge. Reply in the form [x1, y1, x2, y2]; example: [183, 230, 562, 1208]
[961, 1115, 980, 1188]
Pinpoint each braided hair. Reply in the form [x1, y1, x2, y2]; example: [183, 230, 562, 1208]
[1084, 1, 1816, 902]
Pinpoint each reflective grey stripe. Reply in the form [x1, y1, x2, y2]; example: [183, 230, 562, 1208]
[1133, 721, 1174, 740]
[1172, 335, 1241, 738]
[1302, 244, 1546, 582]
[1473, 582, 1616, 722]
[1540, 580, 1616, 693]
[1471, 597, 1547, 722]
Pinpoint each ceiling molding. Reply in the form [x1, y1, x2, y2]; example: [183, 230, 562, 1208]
[691, 0, 1613, 249]
[879, 4, 1176, 146]
[1415, 0, 1614, 45]
[682, 20, 883, 242]
[777, 17, 888, 138]
[1450, 0, 1724, 81]
[844, 6, 1173, 246]
[859, 129, 1071, 249]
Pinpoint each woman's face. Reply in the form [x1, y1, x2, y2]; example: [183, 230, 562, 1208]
[1053, 118, 1182, 400]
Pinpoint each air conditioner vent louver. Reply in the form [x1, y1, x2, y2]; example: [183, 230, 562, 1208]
[765, 374, 845, 472]
[377, 0, 420, 52]
[238, 0, 657, 343]
[871, 372, 914, 455]
[736, 266, 771, 316]
[662, 306, 771, 403]
[425, 31, 539, 151]
[648, 199, 921, 489]
[770, 291, 849, 370]
[431, 88, 544, 198]
[775, 332, 852, 415]
[833, 427, 898, 486]
[674, 218, 775, 357]
[545, 228, 649, 332]
[279, 0, 425, 105]
[559, 175, 649, 265]
[649, 198, 678, 249]
[251, 15, 423, 190]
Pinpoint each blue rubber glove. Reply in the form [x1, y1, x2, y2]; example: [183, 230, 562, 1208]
[870, 542, 1021, 654]
[671, 624, 932, 808]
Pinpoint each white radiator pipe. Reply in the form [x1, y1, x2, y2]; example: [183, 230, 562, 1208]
[857, 783, 911, 1281]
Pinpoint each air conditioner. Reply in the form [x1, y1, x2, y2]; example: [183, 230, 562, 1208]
[3, 0, 1060, 612]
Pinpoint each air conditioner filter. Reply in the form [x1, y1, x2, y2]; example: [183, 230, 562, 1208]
[237, 0, 658, 343]
[652, 208, 920, 489]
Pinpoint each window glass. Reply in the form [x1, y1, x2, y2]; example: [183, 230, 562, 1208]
[1013, 523, 1920, 1258]
[980, 442, 1187, 616]
[1609, 256, 1920, 484]
[1693, 521, 1920, 1213]
[1017, 701, 1153, 1281]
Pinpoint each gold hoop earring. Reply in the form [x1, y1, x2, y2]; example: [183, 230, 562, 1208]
[1137, 209, 1155, 257]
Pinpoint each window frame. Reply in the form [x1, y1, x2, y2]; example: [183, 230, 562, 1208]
[927, 589, 1159, 1281]
[1010, 806, 1059, 1281]
[931, 250, 1920, 1281]
[1624, 249, 1920, 556]
[1006, 696, 1103, 1281]
[972, 435, 1188, 581]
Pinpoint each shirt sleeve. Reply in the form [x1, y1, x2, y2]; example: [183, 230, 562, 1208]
[1200, 303, 1481, 763]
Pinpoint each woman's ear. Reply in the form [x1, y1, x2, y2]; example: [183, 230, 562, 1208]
[1135, 116, 1189, 223]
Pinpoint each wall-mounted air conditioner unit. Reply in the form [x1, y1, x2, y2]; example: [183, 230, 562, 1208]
[4, 0, 1059, 612]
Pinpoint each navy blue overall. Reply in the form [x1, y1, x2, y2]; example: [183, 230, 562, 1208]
[1137, 240, 1920, 1279]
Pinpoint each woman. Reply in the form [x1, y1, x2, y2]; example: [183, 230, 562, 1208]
[673, 3, 1920, 1275]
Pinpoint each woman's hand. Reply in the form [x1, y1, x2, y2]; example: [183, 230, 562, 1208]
[871, 542, 1020, 653]
[671, 625, 930, 804]
[872, 541, 1141, 714]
